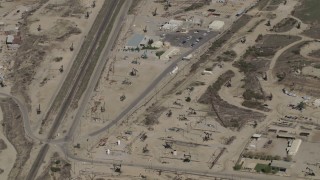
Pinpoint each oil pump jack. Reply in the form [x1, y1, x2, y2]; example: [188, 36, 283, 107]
[152, 8, 157, 16]
[143, 26, 147, 33]
[70, 43, 74, 51]
[130, 68, 138, 76]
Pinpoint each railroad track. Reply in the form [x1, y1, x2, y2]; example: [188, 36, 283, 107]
[26, 1, 123, 179]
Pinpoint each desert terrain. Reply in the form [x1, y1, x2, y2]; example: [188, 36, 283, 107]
[0, 0, 320, 180]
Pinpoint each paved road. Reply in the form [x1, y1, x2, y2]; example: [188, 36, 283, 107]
[25, 1, 124, 179]
[63, 147, 291, 180]
[88, 31, 219, 137]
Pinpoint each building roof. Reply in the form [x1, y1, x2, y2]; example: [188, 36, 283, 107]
[161, 47, 180, 61]
[288, 139, 302, 156]
[6, 35, 14, 43]
[252, 134, 262, 138]
[271, 160, 292, 169]
[277, 133, 295, 139]
[209, 20, 225, 31]
[169, 19, 184, 26]
[126, 34, 145, 48]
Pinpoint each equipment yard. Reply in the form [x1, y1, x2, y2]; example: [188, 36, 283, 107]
[0, 0, 320, 179]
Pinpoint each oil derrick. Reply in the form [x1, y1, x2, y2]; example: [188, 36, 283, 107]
[164, 0, 171, 10]
[240, 36, 246, 43]
[59, 65, 63, 73]
[91, 1, 96, 8]
[113, 164, 121, 173]
[183, 154, 191, 162]
[296, 22, 301, 29]
[266, 20, 271, 26]
[0, 76, 4, 87]
[37, 104, 41, 114]
[85, 12, 89, 18]
[130, 68, 138, 76]
[120, 95, 126, 101]
[143, 26, 147, 33]
[262, 72, 267, 81]
[163, 141, 173, 149]
[225, 79, 231, 87]
[178, 114, 187, 121]
[131, 58, 140, 64]
[122, 78, 132, 85]
[203, 132, 212, 141]
[142, 144, 149, 153]
[152, 8, 157, 16]
[37, 25, 41, 31]
[141, 50, 148, 59]
[166, 109, 172, 117]
[101, 102, 105, 112]
[187, 108, 196, 115]
[70, 43, 74, 51]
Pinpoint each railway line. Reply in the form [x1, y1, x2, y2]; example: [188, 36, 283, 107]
[25, 1, 124, 179]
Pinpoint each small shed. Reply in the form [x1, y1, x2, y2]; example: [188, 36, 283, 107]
[6, 35, 14, 44]
[271, 160, 292, 172]
[277, 133, 295, 139]
[251, 134, 262, 140]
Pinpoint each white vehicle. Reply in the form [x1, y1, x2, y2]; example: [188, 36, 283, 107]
[170, 66, 179, 75]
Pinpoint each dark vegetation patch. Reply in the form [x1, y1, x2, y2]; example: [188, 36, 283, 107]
[217, 50, 237, 62]
[233, 35, 301, 111]
[309, 49, 320, 59]
[244, 35, 301, 59]
[256, 0, 270, 10]
[293, 0, 320, 39]
[144, 106, 167, 126]
[273, 41, 320, 96]
[36, 152, 71, 180]
[273, 17, 298, 32]
[0, 139, 7, 150]
[43, 0, 86, 17]
[198, 71, 265, 129]
[0, 98, 33, 180]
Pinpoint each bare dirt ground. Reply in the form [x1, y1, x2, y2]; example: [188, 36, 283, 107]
[1, 0, 320, 179]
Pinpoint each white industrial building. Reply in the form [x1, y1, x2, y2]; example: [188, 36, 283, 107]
[161, 19, 184, 31]
[208, 20, 225, 31]
[6, 35, 14, 44]
[287, 139, 302, 156]
[160, 47, 180, 61]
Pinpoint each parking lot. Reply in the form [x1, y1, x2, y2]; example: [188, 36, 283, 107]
[163, 30, 219, 48]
